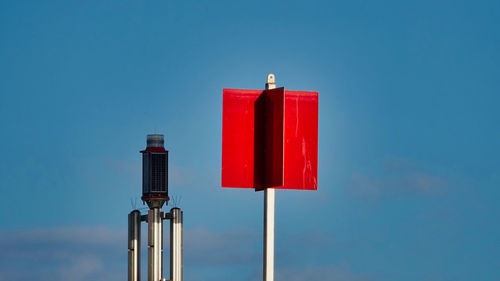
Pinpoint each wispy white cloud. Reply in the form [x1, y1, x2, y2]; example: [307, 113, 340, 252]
[0, 225, 258, 280]
[275, 265, 372, 281]
[0, 225, 358, 281]
[57, 255, 116, 281]
[185, 226, 260, 266]
[8, 226, 125, 245]
[243, 265, 373, 281]
[349, 156, 448, 198]
[0, 226, 125, 281]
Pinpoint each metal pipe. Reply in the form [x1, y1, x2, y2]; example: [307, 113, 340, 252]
[170, 208, 183, 281]
[264, 73, 276, 281]
[148, 208, 163, 281]
[264, 188, 275, 281]
[128, 210, 141, 281]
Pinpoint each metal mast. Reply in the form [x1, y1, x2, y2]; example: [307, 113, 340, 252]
[264, 74, 276, 281]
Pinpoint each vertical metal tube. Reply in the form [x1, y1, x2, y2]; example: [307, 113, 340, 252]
[264, 189, 275, 281]
[160, 212, 163, 279]
[264, 73, 276, 281]
[170, 208, 183, 281]
[148, 208, 163, 281]
[128, 210, 141, 281]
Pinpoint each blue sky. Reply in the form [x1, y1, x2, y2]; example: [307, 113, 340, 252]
[0, 0, 499, 280]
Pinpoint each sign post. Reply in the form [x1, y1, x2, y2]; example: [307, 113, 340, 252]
[222, 74, 318, 281]
[264, 74, 276, 281]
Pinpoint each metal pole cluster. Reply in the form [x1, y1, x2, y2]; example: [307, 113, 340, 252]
[128, 208, 183, 281]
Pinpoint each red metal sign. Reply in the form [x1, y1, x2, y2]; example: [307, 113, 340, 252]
[222, 87, 318, 190]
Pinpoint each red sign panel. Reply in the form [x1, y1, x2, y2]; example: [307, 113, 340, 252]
[222, 88, 318, 190]
[222, 89, 262, 188]
[283, 91, 318, 190]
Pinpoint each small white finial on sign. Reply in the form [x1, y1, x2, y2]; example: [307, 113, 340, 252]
[266, 73, 276, 90]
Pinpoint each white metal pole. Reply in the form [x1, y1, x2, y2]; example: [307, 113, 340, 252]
[128, 210, 141, 281]
[264, 73, 276, 281]
[170, 208, 183, 281]
[148, 208, 163, 281]
[264, 188, 275, 281]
